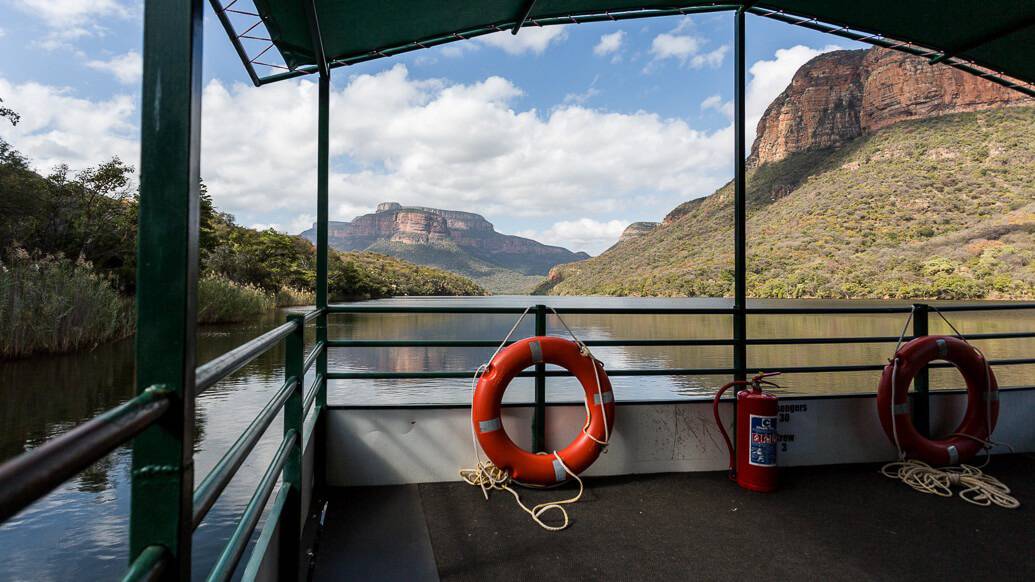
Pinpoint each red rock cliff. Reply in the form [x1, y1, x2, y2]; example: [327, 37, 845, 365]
[748, 47, 1031, 167]
[301, 203, 590, 275]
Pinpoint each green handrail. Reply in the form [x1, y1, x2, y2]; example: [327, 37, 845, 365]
[205, 430, 299, 582]
[196, 320, 299, 394]
[0, 386, 171, 523]
[192, 378, 298, 529]
[122, 544, 170, 582]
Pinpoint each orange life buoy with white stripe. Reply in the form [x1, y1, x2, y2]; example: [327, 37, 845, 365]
[877, 335, 999, 465]
[472, 336, 615, 486]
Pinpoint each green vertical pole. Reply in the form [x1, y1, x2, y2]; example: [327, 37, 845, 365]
[912, 303, 930, 437]
[315, 72, 330, 491]
[281, 314, 304, 580]
[532, 304, 547, 452]
[733, 9, 747, 384]
[129, 0, 203, 577]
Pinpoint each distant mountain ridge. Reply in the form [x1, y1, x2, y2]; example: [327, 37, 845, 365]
[300, 202, 589, 293]
[538, 47, 1035, 299]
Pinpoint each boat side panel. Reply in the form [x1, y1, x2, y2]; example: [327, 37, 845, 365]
[325, 390, 1035, 486]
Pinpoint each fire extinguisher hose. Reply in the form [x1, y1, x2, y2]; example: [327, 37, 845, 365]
[712, 381, 740, 479]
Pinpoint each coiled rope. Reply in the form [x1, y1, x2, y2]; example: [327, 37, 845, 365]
[881, 307, 1019, 509]
[459, 306, 607, 530]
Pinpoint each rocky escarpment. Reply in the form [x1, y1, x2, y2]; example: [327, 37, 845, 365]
[749, 47, 1030, 167]
[538, 44, 1035, 298]
[618, 222, 659, 242]
[302, 202, 589, 293]
[307, 202, 587, 268]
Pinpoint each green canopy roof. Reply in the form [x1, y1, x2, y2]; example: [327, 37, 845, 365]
[228, 1, 1034, 92]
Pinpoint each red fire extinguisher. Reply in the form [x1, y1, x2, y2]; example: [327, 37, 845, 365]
[712, 372, 781, 492]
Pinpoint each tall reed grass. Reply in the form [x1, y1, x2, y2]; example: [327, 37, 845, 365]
[0, 252, 134, 359]
[197, 274, 276, 324]
[275, 286, 315, 307]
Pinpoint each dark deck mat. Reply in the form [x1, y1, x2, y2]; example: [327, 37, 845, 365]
[313, 485, 438, 582]
[417, 456, 1035, 582]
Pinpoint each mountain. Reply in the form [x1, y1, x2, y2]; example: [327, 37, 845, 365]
[537, 47, 1035, 299]
[301, 202, 589, 293]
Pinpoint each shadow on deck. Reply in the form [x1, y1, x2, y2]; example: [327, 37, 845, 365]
[313, 455, 1034, 581]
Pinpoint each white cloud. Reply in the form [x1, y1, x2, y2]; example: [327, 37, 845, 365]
[563, 87, 600, 105]
[594, 31, 625, 57]
[648, 31, 728, 70]
[86, 51, 142, 85]
[5, 41, 851, 246]
[700, 94, 733, 119]
[0, 64, 734, 239]
[15, 0, 127, 24]
[15, 0, 131, 49]
[690, 45, 728, 69]
[0, 78, 137, 171]
[563, 75, 600, 105]
[746, 44, 841, 141]
[475, 26, 568, 55]
[650, 33, 702, 62]
[518, 219, 628, 255]
[439, 43, 478, 58]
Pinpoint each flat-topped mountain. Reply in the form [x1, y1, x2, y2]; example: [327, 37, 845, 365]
[301, 202, 588, 293]
[538, 47, 1035, 299]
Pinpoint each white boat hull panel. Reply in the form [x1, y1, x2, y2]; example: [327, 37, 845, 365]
[325, 388, 1035, 487]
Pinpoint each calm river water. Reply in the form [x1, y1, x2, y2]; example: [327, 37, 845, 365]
[2, 296, 1034, 580]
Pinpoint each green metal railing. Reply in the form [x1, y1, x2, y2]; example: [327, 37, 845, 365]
[325, 302, 1035, 451]
[0, 307, 329, 581]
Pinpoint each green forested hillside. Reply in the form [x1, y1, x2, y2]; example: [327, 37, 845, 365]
[539, 107, 1035, 299]
[367, 240, 543, 294]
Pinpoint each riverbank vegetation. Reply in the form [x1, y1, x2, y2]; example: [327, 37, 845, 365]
[0, 252, 134, 358]
[0, 103, 484, 358]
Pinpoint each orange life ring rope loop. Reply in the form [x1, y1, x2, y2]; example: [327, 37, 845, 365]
[877, 335, 999, 465]
[472, 336, 615, 486]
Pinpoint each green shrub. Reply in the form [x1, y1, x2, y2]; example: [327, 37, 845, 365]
[197, 274, 275, 324]
[0, 251, 133, 358]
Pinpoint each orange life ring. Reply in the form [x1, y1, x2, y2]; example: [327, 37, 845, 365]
[472, 336, 615, 486]
[877, 335, 999, 465]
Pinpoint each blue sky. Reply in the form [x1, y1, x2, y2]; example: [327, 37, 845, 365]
[0, 2, 863, 254]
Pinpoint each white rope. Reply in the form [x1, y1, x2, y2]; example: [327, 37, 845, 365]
[459, 453, 585, 531]
[888, 306, 915, 460]
[547, 306, 610, 447]
[459, 305, 603, 531]
[880, 461, 1019, 508]
[881, 307, 1018, 508]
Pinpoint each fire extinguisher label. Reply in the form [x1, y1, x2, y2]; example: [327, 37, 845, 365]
[749, 414, 778, 467]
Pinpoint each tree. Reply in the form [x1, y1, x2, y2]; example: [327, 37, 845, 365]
[0, 97, 18, 126]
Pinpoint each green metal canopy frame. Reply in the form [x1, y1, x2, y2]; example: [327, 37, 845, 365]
[213, 1, 1035, 95]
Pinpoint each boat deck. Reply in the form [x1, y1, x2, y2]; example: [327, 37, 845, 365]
[312, 455, 1034, 581]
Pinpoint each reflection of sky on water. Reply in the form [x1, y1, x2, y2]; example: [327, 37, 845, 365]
[3, 296, 1035, 579]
